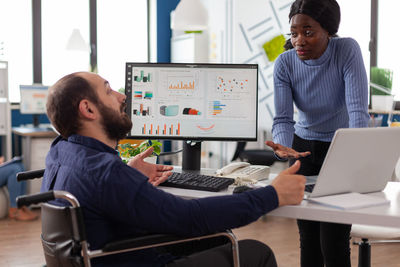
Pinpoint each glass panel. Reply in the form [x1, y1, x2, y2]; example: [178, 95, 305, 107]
[377, 0, 400, 100]
[42, 0, 90, 86]
[97, 0, 148, 92]
[0, 0, 33, 102]
[337, 0, 371, 80]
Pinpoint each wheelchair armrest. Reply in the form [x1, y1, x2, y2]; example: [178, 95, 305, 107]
[102, 234, 184, 252]
[17, 169, 45, 181]
[102, 231, 237, 253]
[17, 191, 55, 208]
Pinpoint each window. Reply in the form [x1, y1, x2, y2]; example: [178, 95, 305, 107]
[0, 0, 33, 102]
[337, 0, 371, 80]
[377, 0, 400, 100]
[41, 0, 148, 91]
[97, 0, 148, 92]
[42, 0, 90, 86]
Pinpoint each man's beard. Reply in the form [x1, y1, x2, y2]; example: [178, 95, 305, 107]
[97, 102, 132, 141]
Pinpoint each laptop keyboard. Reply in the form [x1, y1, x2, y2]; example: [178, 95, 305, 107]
[305, 184, 315, 193]
[160, 172, 235, 192]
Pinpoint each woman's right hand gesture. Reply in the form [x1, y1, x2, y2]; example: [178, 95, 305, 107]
[265, 141, 311, 159]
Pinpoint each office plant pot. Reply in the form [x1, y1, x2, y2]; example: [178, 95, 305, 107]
[371, 95, 394, 111]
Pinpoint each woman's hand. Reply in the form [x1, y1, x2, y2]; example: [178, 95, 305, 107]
[265, 141, 311, 159]
[127, 147, 173, 186]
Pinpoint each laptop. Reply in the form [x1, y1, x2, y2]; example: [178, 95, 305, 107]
[304, 127, 400, 199]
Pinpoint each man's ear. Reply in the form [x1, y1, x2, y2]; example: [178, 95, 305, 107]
[78, 99, 97, 120]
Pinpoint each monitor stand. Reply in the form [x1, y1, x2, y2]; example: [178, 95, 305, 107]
[182, 141, 201, 171]
[32, 114, 40, 128]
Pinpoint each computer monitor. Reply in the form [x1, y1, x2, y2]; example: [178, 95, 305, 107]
[19, 84, 49, 128]
[125, 62, 258, 170]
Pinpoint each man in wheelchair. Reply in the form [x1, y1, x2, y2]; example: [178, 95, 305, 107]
[41, 72, 306, 267]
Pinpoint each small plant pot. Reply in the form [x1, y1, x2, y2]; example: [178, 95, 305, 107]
[371, 95, 394, 111]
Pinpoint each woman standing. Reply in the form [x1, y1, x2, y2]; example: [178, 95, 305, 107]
[266, 0, 369, 266]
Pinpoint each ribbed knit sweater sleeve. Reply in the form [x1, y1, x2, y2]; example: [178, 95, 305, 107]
[342, 39, 370, 129]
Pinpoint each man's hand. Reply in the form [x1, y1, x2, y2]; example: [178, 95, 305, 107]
[127, 147, 173, 186]
[271, 160, 306, 206]
[0, 156, 4, 165]
[266, 140, 311, 159]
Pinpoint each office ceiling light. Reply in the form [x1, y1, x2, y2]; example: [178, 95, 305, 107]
[171, 0, 208, 31]
[66, 28, 89, 52]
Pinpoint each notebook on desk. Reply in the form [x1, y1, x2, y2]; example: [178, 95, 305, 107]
[304, 127, 400, 199]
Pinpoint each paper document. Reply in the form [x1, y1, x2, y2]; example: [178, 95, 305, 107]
[308, 192, 390, 210]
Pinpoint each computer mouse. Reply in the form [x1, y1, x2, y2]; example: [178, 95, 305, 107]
[233, 185, 254, 194]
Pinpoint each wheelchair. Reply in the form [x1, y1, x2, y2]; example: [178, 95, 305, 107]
[16, 169, 240, 267]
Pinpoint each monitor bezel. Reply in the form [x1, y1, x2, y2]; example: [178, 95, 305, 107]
[19, 84, 49, 115]
[124, 62, 258, 142]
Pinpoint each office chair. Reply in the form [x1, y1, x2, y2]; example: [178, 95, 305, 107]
[350, 165, 400, 267]
[232, 141, 284, 166]
[351, 225, 400, 267]
[16, 169, 240, 267]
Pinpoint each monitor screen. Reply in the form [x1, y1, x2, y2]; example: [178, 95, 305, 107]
[19, 84, 49, 114]
[124, 63, 258, 142]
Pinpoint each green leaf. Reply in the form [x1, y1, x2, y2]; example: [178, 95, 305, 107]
[119, 140, 162, 163]
[119, 143, 131, 149]
[370, 67, 393, 95]
[152, 145, 161, 155]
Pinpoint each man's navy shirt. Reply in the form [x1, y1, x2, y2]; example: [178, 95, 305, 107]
[41, 135, 279, 266]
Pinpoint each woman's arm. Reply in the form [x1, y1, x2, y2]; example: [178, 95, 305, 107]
[342, 38, 370, 128]
[272, 55, 296, 148]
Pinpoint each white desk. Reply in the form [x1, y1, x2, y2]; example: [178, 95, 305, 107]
[160, 170, 400, 228]
[268, 183, 400, 228]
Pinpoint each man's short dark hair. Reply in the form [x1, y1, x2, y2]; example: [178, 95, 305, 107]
[46, 73, 99, 138]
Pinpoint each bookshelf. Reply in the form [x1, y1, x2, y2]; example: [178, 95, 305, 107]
[0, 61, 11, 160]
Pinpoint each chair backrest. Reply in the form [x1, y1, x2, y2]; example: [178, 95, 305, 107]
[17, 169, 87, 266]
[40, 203, 84, 267]
[231, 142, 247, 162]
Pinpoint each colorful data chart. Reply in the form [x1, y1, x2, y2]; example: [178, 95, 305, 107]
[182, 108, 201, 115]
[196, 124, 215, 132]
[134, 91, 143, 99]
[160, 105, 179, 116]
[134, 70, 152, 83]
[168, 80, 195, 90]
[166, 76, 196, 96]
[141, 123, 181, 135]
[133, 104, 151, 116]
[211, 101, 226, 115]
[168, 75, 196, 89]
[217, 76, 248, 93]
[134, 91, 153, 100]
[144, 91, 153, 99]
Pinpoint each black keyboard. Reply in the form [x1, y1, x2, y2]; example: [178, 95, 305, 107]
[160, 172, 235, 192]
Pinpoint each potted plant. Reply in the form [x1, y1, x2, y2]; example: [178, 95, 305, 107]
[118, 140, 162, 164]
[370, 67, 394, 111]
